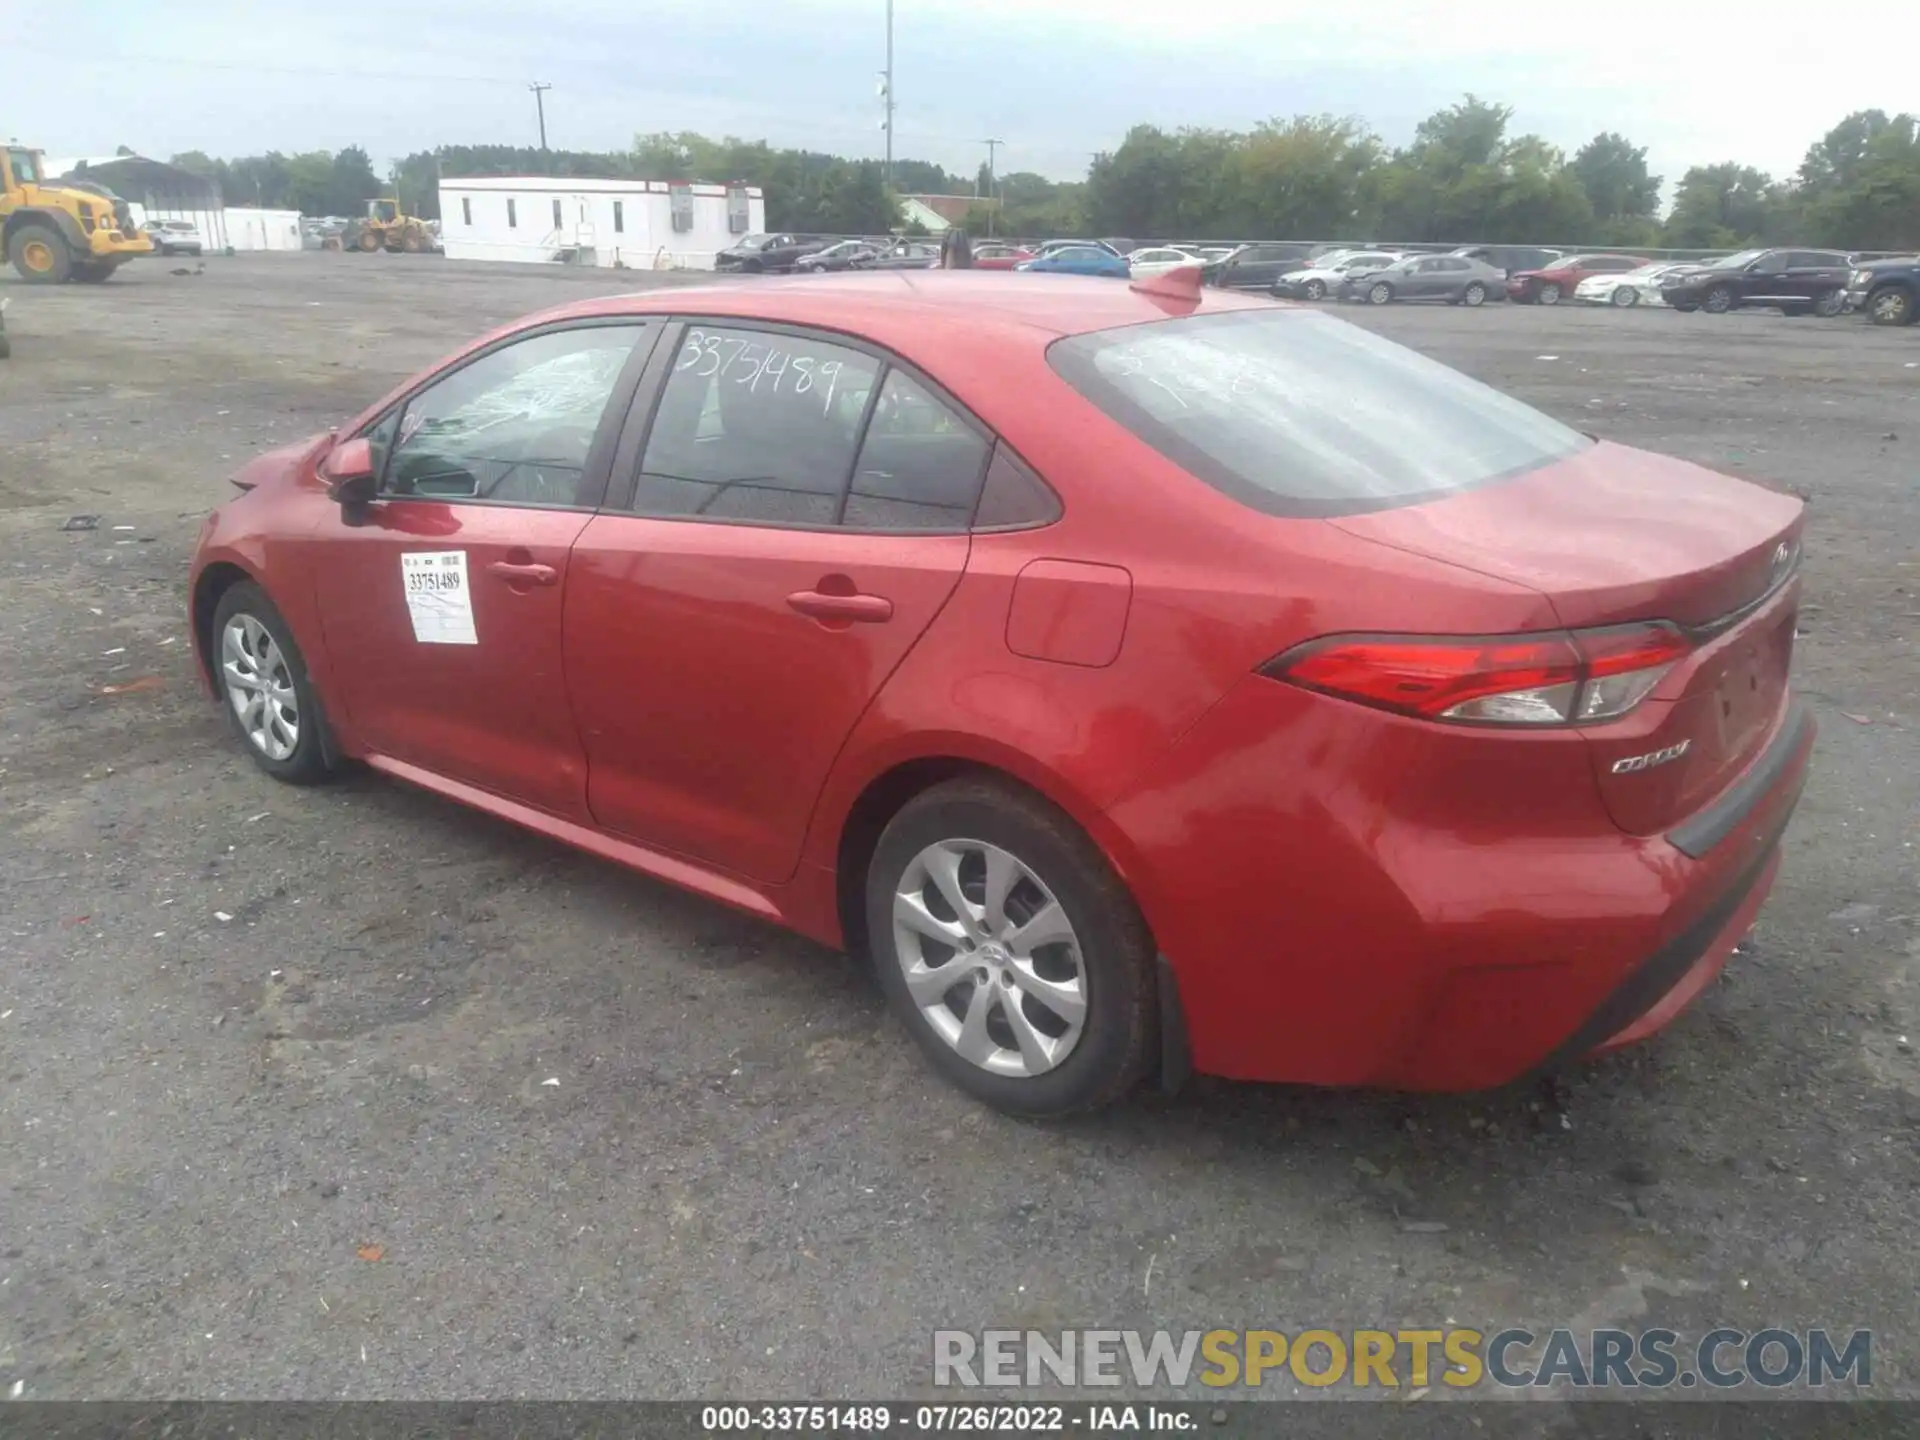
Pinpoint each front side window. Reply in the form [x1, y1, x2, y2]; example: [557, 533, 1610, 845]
[1049, 309, 1590, 517]
[634, 326, 881, 525]
[1748, 251, 1787, 275]
[378, 325, 645, 507]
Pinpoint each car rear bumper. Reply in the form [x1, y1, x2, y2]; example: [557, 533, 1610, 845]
[1106, 678, 1815, 1091]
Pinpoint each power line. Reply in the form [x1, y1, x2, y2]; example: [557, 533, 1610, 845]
[11, 41, 521, 86]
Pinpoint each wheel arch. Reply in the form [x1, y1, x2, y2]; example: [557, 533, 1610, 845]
[191, 560, 259, 693]
[825, 744, 1149, 968]
[827, 747, 1187, 1093]
[4, 207, 87, 253]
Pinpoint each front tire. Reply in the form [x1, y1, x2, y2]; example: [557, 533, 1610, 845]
[1367, 281, 1393, 306]
[867, 777, 1155, 1116]
[209, 582, 333, 785]
[1302, 278, 1327, 300]
[1611, 285, 1638, 307]
[1702, 284, 1735, 314]
[8, 223, 72, 284]
[1868, 286, 1915, 326]
[1462, 282, 1487, 307]
[1538, 281, 1562, 306]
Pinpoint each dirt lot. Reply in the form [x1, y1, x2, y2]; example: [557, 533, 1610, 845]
[1, 254, 1916, 1405]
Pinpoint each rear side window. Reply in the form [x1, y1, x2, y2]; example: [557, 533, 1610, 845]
[635, 325, 880, 526]
[1048, 309, 1591, 518]
[843, 371, 991, 531]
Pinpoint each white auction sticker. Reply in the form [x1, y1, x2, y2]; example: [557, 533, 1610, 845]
[401, 551, 477, 645]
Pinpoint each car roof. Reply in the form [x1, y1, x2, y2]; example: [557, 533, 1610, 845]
[522, 271, 1273, 349]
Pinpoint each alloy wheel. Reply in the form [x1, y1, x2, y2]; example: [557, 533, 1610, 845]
[1538, 283, 1562, 305]
[1611, 286, 1639, 307]
[221, 614, 300, 761]
[1704, 285, 1733, 314]
[891, 838, 1088, 1078]
[1870, 289, 1913, 325]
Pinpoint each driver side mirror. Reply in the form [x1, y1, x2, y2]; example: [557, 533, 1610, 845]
[323, 436, 377, 505]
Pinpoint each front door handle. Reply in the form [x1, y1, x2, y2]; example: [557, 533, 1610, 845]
[488, 560, 558, 586]
[787, 589, 893, 623]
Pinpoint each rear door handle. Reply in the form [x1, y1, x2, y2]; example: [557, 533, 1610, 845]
[487, 560, 558, 586]
[787, 590, 893, 623]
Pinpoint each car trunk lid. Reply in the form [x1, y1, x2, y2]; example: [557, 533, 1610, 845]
[1333, 442, 1805, 835]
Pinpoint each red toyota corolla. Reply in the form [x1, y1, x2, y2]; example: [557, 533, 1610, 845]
[188, 269, 1813, 1115]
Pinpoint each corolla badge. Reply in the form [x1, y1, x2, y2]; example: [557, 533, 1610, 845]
[1612, 740, 1692, 774]
[1771, 541, 1794, 578]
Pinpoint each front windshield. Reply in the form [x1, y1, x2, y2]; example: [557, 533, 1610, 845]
[5, 148, 42, 184]
[1715, 249, 1764, 269]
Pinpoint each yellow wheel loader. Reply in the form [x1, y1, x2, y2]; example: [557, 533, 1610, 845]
[2, 143, 154, 283]
[349, 197, 432, 254]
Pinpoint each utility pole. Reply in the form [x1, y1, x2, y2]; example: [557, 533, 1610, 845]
[982, 138, 1003, 236]
[528, 82, 552, 151]
[879, 0, 895, 191]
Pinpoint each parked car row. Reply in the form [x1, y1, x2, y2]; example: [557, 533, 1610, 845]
[722, 230, 1920, 329]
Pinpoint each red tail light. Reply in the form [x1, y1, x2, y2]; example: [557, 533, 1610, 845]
[1263, 623, 1689, 726]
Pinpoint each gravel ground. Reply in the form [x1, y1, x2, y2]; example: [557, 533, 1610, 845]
[0, 254, 1916, 1407]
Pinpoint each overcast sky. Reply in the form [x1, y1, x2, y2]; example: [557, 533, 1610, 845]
[21, 0, 1920, 189]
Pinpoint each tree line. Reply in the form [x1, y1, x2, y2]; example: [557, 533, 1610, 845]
[166, 98, 1920, 252]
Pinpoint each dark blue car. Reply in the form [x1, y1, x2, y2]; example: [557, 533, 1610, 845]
[1016, 245, 1130, 279]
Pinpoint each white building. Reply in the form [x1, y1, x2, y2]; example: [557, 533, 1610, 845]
[437, 175, 766, 270]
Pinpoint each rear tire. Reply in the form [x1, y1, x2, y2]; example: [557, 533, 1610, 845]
[1814, 288, 1845, 318]
[866, 777, 1156, 1116]
[1868, 286, 1915, 326]
[1462, 282, 1487, 307]
[358, 229, 381, 252]
[8, 223, 72, 284]
[209, 582, 334, 786]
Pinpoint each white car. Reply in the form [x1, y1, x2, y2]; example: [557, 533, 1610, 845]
[1274, 251, 1401, 300]
[1574, 261, 1707, 309]
[143, 219, 205, 257]
[1125, 246, 1205, 278]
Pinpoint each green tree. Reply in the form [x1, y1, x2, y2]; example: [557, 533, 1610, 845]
[1663, 163, 1787, 248]
[1570, 132, 1660, 227]
[327, 145, 382, 216]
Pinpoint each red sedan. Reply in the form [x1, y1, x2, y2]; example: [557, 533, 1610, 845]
[1508, 253, 1650, 305]
[188, 270, 1812, 1115]
[970, 243, 1035, 271]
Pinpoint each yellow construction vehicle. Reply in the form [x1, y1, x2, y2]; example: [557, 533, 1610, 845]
[2, 141, 154, 283]
[349, 197, 433, 253]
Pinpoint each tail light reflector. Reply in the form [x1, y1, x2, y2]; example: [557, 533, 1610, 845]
[1263, 622, 1688, 726]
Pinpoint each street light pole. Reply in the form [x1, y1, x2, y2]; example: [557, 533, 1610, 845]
[528, 82, 552, 151]
[881, 0, 895, 191]
[982, 137, 1002, 236]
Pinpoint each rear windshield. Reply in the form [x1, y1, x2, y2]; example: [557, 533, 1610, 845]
[1047, 309, 1591, 517]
